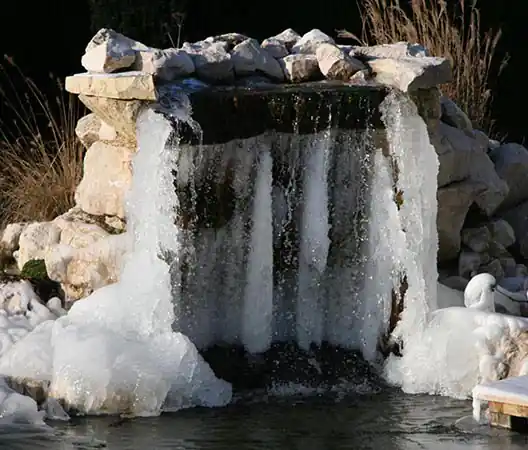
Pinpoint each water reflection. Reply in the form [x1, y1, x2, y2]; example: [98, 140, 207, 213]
[1, 390, 528, 450]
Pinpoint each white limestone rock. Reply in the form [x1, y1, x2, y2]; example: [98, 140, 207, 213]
[260, 38, 289, 59]
[16, 222, 61, 270]
[351, 42, 429, 59]
[279, 54, 322, 83]
[75, 113, 117, 149]
[75, 141, 134, 219]
[489, 143, 528, 210]
[315, 43, 365, 81]
[272, 28, 301, 50]
[81, 28, 148, 73]
[366, 56, 452, 92]
[1, 224, 28, 253]
[291, 29, 335, 54]
[231, 38, 285, 81]
[441, 95, 473, 133]
[182, 41, 234, 83]
[133, 48, 195, 81]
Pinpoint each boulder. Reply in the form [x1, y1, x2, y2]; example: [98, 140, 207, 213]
[207, 33, 249, 50]
[315, 43, 365, 81]
[182, 41, 234, 83]
[489, 143, 528, 210]
[271, 28, 301, 51]
[16, 223, 61, 270]
[487, 219, 515, 248]
[291, 29, 335, 54]
[65, 72, 157, 101]
[461, 226, 491, 253]
[75, 141, 134, 219]
[366, 56, 452, 92]
[75, 113, 117, 149]
[260, 38, 289, 59]
[279, 54, 322, 83]
[351, 42, 429, 59]
[78, 95, 145, 143]
[231, 38, 284, 81]
[85, 28, 149, 53]
[437, 181, 481, 262]
[440, 96, 473, 133]
[1, 223, 28, 253]
[500, 201, 528, 259]
[430, 122, 473, 187]
[133, 48, 195, 81]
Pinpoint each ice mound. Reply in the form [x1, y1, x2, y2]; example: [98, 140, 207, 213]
[0, 378, 45, 425]
[0, 103, 232, 416]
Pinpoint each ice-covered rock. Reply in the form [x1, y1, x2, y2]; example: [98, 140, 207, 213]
[315, 43, 365, 81]
[0, 378, 45, 425]
[16, 222, 61, 270]
[271, 28, 301, 51]
[260, 37, 289, 59]
[291, 29, 335, 54]
[279, 54, 322, 82]
[182, 41, 234, 83]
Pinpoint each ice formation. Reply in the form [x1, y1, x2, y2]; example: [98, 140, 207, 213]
[0, 99, 232, 416]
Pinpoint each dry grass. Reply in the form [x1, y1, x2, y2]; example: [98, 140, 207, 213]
[346, 0, 508, 132]
[0, 57, 86, 230]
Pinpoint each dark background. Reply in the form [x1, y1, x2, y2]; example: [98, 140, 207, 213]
[0, 0, 526, 141]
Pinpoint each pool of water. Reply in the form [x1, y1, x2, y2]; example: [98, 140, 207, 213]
[2, 389, 527, 450]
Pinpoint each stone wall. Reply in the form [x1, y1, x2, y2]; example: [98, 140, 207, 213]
[2, 26, 528, 304]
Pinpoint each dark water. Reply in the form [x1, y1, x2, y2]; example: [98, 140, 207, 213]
[1, 389, 528, 450]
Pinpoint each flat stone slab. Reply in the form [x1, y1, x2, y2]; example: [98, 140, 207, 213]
[65, 71, 157, 100]
[164, 81, 388, 145]
[474, 376, 528, 431]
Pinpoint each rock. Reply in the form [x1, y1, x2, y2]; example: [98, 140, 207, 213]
[272, 28, 301, 51]
[459, 250, 484, 279]
[81, 42, 136, 74]
[500, 201, 528, 259]
[183, 41, 234, 83]
[1, 223, 28, 253]
[260, 38, 289, 59]
[517, 265, 528, 277]
[85, 28, 148, 53]
[208, 33, 249, 50]
[500, 256, 517, 278]
[410, 87, 442, 129]
[75, 141, 134, 219]
[472, 130, 490, 152]
[366, 56, 452, 92]
[17, 223, 61, 270]
[480, 259, 504, 280]
[437, 181, 480, 262]
[75, 113, 117, 149]
[439, 276, 469, 291]
[348, 70, 374, 85]
[489, 143, 528, 210]
[65, 72, 157, 101]
[461, 226, 491, 253]
[54, 220, 110, 250]
[279, 54, 322, 83]
[78, 95, 145, 143]
[235, 75, 275, 87]
[440, 96, 473, 133]
[315, 43, 365, 81]
[487, 219, 515, 248]
[291, 29, 335, 54]
[351, 42, 429, 59]
[231, 38, 284, 81]
[45, 233, 130, 301]
[430, 122, 473, 188]
[469, 147, 509, 216]
[133, 48, 195, 81]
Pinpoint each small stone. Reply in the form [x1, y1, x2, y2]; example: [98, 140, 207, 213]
[291, 29, 335, 54]
[279, 54, 322, 83]
[1, 223, 28, 253]
[348, 69, 374, 85]
[231, 38, 284, 81]
[440, 96, 473, 133]
[459, 250, 484, 279]
[183, 41, 234, 83]
[65, 72, 157, 101]
[461, 226, 491, 253]
[272, 28, 301, 50]
[261, 38, 289, 59]
[133, 48, 195, 81]
[487, 219, 515, 248]
[366, 56, 452, 92]
[315, 43, 365, 81]
[479, 259, 504, 280]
